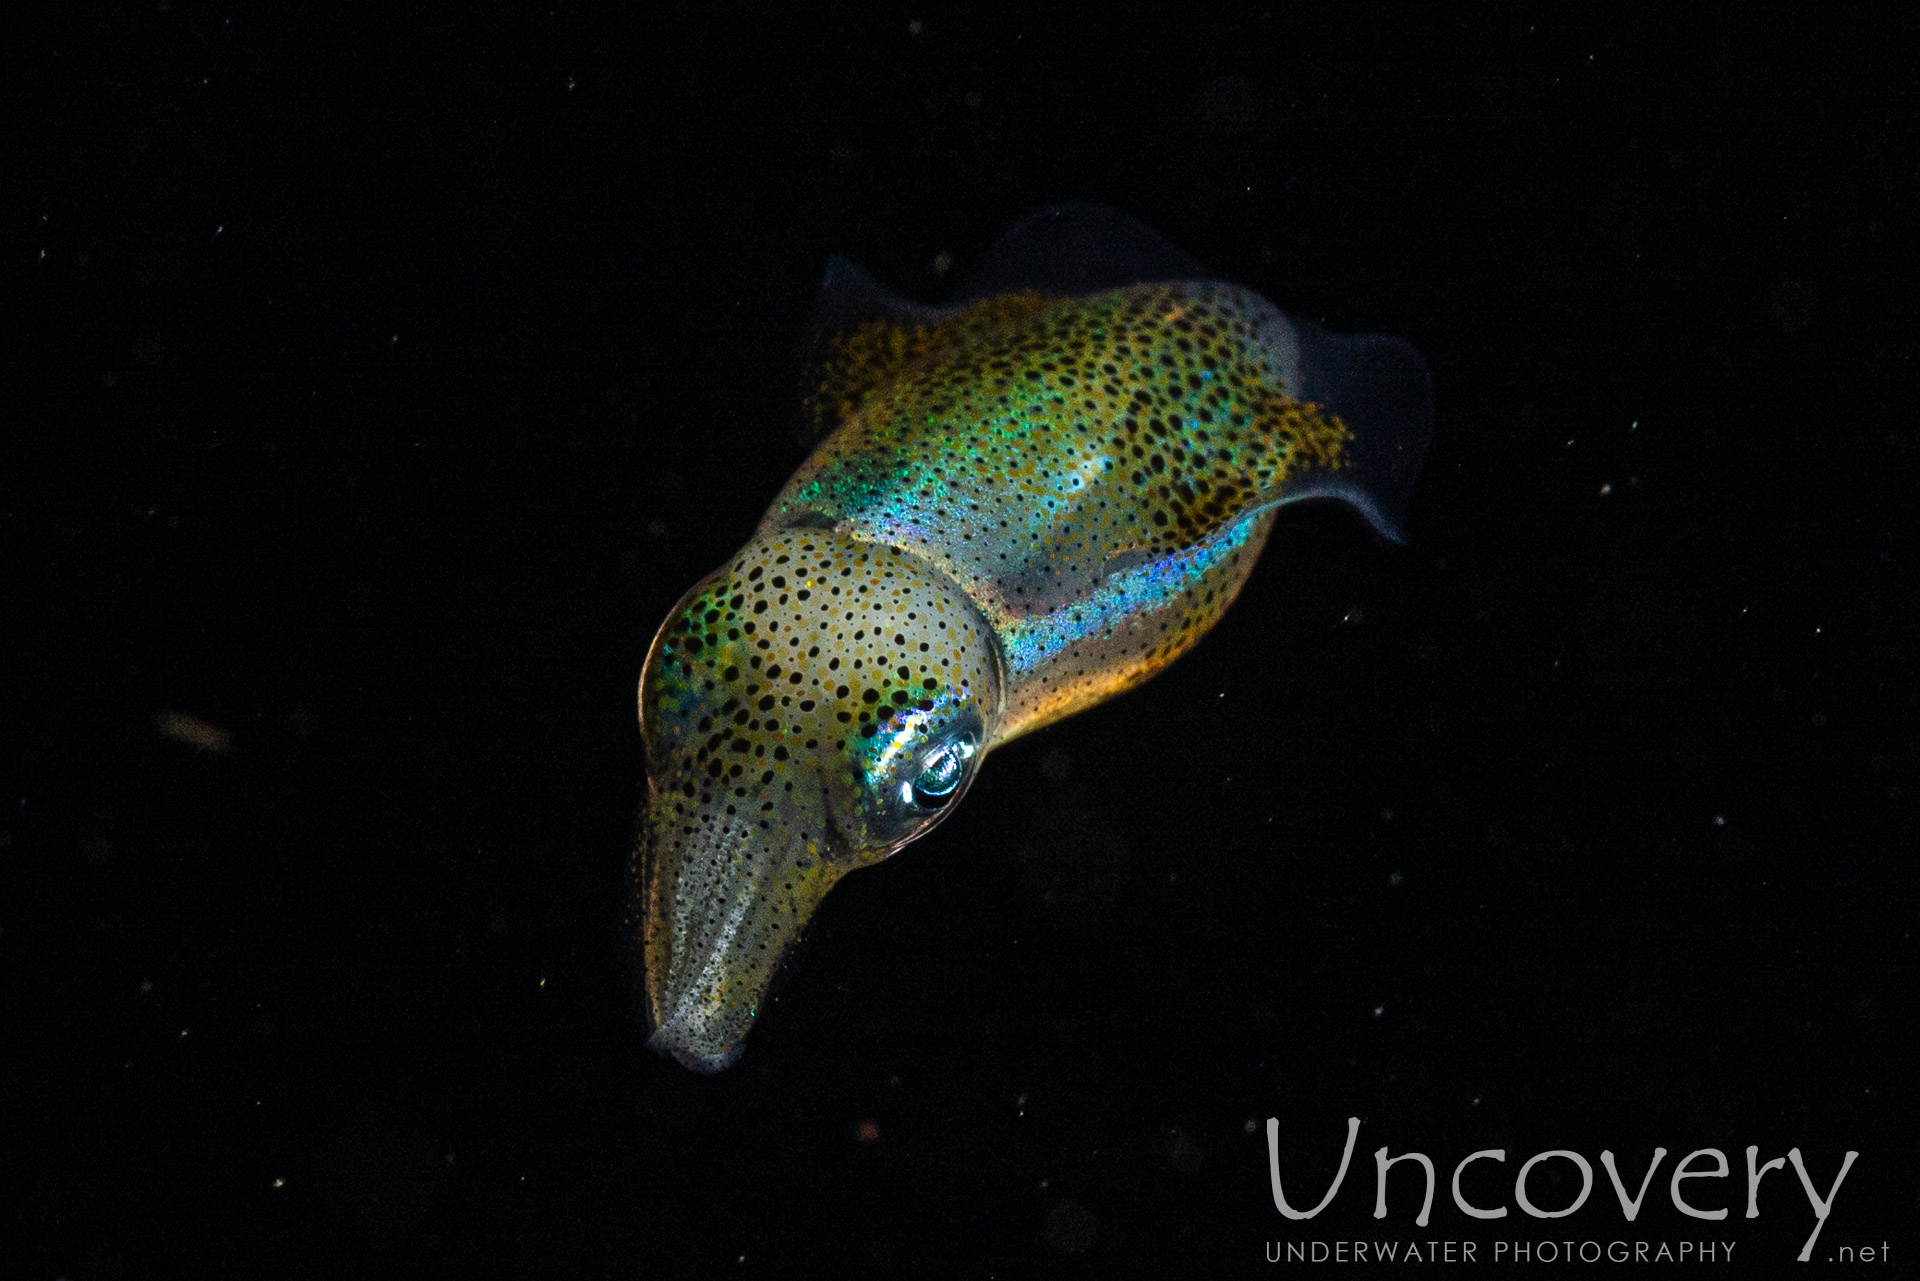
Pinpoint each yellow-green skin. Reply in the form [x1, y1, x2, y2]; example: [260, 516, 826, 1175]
[635, 281, 1357, 1071]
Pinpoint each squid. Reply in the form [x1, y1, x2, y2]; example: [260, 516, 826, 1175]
[631, 206, 1432, 1071]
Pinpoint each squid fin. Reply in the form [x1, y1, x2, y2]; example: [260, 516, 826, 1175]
[794, 258, 955, 438]
[951, 202, 1205, 301]
[1268, 320, 1435, 543]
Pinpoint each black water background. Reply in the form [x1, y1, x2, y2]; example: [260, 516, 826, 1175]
[7, 4, 1917, 1275]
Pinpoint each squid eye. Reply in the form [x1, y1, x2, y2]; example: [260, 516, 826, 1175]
[909, 733, 977, 809]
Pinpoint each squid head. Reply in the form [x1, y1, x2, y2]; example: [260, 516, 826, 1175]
[635, 529, 1002, 1072]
